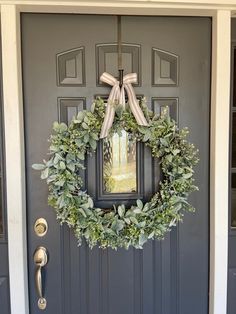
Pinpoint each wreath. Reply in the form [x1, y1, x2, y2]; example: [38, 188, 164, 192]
[33, 95, 199, 250]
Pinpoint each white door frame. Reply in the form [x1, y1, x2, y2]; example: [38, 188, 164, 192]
[0, 2, 232, 314]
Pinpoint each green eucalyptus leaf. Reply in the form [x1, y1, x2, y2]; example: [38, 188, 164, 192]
[88, 197, 94, 208]
[183, 173, 193, 179]
[118, 220, 125, 232]
[160, 138, 168, 146]
[139, 221, 146, 228]
[53, 122, 67, 133]
[54, 179, 65, 186]
[105, 228, 116, 236]
[89, 138, 97, 150]
[143, 132, 151, 142]
[172, 149, 180, 156]
[77, 152, 85, 160]
[84, 116, 90, 124]
[130, 216, 139, 225]
[82, 122, 89, 130]
[111, 219, 125, 233]
[80, 202, 89, 210]
[78, 207, 87, 218]
[41, 168, 49, 179]
[91, 102, 96, 113]
[75, 139, 84, 147]
[90, 133, 99, 140]
[143, 203, 150, 212]
[137, 199, 143, 210]
[54, 153, 63, 165]
[115, 104, 124, 118]
[32, 163, 45, 170]
[49, 145, 58, 152]
[165, 154, 173, 163]
[139, 233, 148, 246]
[139, 127, 148, 134]
[83, 133, 90, 143]
[118, 205, 125, 218]
[133, 208, 141, 214]
[77, 111, 85, 121]
[148, 231, 155, 239]
[67, 163, 75, 172]
[73, 119, 81, 124]
[59, 161, 66, 170]
[124, 217, 131, 225]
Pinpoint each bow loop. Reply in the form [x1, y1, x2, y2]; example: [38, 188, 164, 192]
[123, 73, 137, 84]
[100, 72, 119, 86]
[99, 72, 148, 138]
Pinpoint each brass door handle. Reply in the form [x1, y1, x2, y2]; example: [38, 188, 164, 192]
[34, 246, 48, 310]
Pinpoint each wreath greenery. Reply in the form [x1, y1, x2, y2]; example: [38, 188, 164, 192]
[33, 98, 199, 250]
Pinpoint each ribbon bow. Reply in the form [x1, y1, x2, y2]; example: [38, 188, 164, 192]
[100, 72, 148, 138]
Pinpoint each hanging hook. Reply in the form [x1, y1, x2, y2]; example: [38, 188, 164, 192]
[117, 16, 123, 87]
[119, 69, 124, 87]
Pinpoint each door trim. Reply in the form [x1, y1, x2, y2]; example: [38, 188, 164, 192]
[0, 4, 231, 314]
[1, 5, 29, 314]
[209, 10, 231, 314]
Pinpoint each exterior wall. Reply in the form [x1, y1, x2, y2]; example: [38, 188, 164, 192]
[0, 1, 232, 314]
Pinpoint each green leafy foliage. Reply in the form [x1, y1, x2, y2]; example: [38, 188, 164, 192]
[32, 98, 199, 250]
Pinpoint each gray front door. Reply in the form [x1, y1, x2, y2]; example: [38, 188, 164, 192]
[22, 14, 211, 314]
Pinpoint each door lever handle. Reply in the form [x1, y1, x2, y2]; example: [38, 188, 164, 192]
[34, 246, 48, 310]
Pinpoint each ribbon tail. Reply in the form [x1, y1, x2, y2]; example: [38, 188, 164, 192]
[119, 85, 126, 109]
[125, 83, 148, 126]
[100, 85, 120, 139]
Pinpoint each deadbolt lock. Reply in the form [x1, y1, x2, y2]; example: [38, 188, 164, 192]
[34, 218, 48, 237]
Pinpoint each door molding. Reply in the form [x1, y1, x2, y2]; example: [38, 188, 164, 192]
[209, 10, 231, 314]
[1, 5, 29, 314]
[0, 4, 231, 314]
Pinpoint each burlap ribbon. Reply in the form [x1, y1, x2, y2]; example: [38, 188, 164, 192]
[100, 72, 148, 138]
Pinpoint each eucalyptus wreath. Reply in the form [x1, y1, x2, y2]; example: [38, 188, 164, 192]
[33, 98, 199, 250]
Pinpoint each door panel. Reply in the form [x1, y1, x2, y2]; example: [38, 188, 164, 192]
[22, 14, 211, 314]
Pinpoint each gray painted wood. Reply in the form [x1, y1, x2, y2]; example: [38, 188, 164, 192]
[22, 14, 211, 314]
